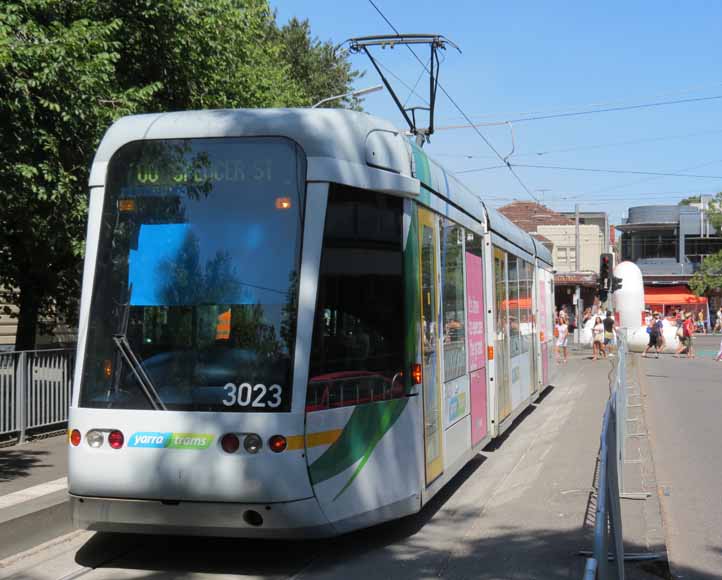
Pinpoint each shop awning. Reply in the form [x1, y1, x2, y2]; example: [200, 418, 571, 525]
[644, 286, 707, 306]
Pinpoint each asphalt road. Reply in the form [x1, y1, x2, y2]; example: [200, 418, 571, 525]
[641, 334, 722, 579]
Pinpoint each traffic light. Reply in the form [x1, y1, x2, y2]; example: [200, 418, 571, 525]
[599, 253, 613, 292]
[611, 275, 623, 293]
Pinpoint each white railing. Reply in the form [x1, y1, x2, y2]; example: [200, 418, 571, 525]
[0, 349, 75, 442]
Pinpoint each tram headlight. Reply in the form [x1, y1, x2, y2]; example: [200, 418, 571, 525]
[85, 430, 104, 448]
[243, 434, 262, 454]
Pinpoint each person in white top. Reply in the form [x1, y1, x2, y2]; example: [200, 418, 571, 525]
[592, 316, 605, 360]
[556, 316, 569, 364]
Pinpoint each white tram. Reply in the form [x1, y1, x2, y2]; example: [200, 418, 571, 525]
[68, 108, 556, 537]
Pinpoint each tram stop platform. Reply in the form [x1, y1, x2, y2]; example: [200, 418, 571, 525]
[0, 350, 668, 579]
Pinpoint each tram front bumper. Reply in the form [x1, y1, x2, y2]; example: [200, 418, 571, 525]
[70, 494, 334, 538]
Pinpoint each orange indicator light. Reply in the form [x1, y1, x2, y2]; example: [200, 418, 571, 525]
[103, 359, 112, 378]
[118, 199, 136, 212]
[275, 197, 292, 210]
[540, 331, 545, 342]
[487, 346, 494, 361]
[411, 363, 422, 385]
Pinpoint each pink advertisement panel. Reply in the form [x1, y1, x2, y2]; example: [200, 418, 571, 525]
[539, 278, 548, 385]
[470, 368, 487, 444]
[466, 251, 487, 446]
[465, 252, 485, 371]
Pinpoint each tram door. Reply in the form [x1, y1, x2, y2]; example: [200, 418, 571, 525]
[418, 208, 444, 485]
[493, 248, 512, 421]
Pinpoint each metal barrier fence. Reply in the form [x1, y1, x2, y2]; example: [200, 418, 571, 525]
[0, 349, 75, 442]
[584, 336, 627, 580]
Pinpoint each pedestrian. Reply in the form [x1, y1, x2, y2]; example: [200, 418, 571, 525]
[715, 336, 722, 362]
[714, 307, 722, 334]
[603, 310, 616, 357]
[643, 313, 663, 358]
[592, 316, 605, 360]
[675, 312, 696, 359]
[697, 310, 706, 335]
[556, 317, 569, 364]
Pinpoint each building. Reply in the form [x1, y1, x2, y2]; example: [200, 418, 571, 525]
[616, 196, 722, 317]
[498, 202, 607, 312]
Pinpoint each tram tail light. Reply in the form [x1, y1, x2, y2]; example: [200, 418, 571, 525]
[221, 433, 241, 453]
[108, 430, 124, 449]
[487, 346, 494, 360]
[70, 429, 81, 446]
[411, 363, 422, 385]
[103, 359, 112, 378]
[268, 435, 287, 453]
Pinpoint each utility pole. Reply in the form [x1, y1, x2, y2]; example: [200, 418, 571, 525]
[574, 204, 581, 345]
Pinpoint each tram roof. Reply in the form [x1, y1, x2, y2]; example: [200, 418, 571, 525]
[90, 107, 539, 257]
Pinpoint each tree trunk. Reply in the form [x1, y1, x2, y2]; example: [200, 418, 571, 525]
[15, 283, 41, 351]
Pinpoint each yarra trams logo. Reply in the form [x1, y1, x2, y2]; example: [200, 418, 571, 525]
[128, 432, 214, 450]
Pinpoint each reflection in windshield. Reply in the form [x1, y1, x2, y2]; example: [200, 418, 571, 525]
[80, 138, 305, 412]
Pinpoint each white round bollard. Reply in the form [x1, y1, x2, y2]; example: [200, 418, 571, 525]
[612, 261, 648, 352]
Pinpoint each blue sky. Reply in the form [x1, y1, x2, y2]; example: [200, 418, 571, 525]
[272, 1, 722, 225]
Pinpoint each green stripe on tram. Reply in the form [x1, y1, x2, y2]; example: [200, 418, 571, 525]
[308, 398, 408, 498]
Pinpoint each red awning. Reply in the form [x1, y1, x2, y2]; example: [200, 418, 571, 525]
[644, 286, 707, 306]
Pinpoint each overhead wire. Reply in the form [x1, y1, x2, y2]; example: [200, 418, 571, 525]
[434, 93, 722, 131]
[366, 0, 540, 202]
[438, 80, 722, 125]
[435, 127, 722, 160]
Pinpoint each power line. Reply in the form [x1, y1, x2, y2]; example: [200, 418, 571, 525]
[458, 162, 722, 179]
[366, 0, 540, 202]
[437, 80, 722, 125]
[434, 93, 722, 131]
[374, 57, 430, 106]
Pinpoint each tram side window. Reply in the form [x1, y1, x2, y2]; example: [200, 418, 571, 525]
[519, 260, 533, 354]
[307, 186, 404, 411]
[440, 218, 466, 382]
[507, 255, 522, 357]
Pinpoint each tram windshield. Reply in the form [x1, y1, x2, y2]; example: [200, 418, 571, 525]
[79, 137, 305, 412]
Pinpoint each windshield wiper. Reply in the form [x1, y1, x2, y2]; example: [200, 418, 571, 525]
[112, 334, 167, 411]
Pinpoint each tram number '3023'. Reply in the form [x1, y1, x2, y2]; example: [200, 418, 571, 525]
[222, 383, 282, 408]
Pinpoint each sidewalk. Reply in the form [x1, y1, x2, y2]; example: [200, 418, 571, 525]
[0, 435, 71, 559]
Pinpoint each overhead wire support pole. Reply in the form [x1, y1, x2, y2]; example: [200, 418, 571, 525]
[347, 34, 459, 145]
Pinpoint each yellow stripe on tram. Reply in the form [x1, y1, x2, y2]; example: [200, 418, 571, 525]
[286, 429, 343, 451]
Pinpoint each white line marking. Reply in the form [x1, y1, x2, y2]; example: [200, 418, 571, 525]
[0, 477, 68, 510]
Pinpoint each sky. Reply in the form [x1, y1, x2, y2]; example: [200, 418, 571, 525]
[271, 1, 722, 225]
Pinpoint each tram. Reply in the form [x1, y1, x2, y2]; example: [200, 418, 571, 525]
[68, 108, 555, 538]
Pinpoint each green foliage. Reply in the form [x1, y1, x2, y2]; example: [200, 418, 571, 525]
[707, 191, 722, 232]
[0, 0, 360, 349]
[275, 17, 363, 108]
[679, 195, 701, 206]
[0, 0, 159, 348]
[690, 250, 722, 296]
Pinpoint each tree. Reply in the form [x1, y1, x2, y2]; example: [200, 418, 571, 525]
[689, 191, 722, 296]
[275, 17, 363, 109]
[0, 1, 159, 350]
[679, 195, 701, 206]
[0, 0, 360, 350]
